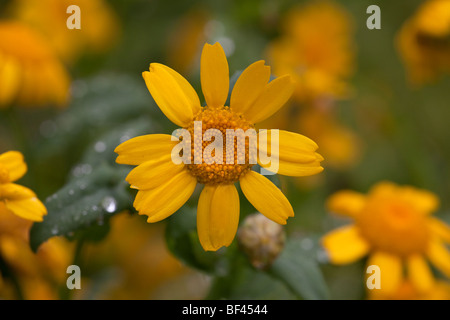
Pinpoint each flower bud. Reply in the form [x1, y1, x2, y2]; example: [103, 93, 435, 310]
[237, 213, 286, 270]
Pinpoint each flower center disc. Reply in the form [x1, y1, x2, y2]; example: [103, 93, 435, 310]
[356, 198, 429, 257]
[185, 106, 255, 185]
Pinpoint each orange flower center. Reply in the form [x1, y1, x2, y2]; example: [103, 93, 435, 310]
[356, 198, 429, 257]
[185, 106, 255, 185]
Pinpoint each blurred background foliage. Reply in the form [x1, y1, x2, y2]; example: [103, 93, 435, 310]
[0, 0, 449, 300]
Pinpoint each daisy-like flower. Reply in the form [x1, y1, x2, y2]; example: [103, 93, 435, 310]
[396, 0, 450, 85]
[115, 42, 324, 251]
[0, 22, 70, 108]
[0, 151, 47, 222]
[266, 0, 355, 103]
[321, 182, 450, 294]
[9, 0, 120, 64]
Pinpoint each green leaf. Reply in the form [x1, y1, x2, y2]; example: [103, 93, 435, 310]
[29, 116, 155, 251]
[207, 253, 296, 300]
[165, 206, 220, 273]
[269, 238, 330, 300]
[34, 74, 155, 160]
[29, 162, 132, 251]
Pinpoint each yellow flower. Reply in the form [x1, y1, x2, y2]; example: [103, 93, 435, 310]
[296, 108, 361, 170]
[266, 0, 355, 103]
[0, 151, 47, 221]
[80, 212, 202, 299]
[396, 0, 450, 85]
[321, 182, 450, 295]
[115, 42, 324, 251]
[369, 279, 450, 300]
[9, 0, 120, 63]
[262, 1, 359, 170]
[0, 200, 73, 300]
[0, 22, 70, 108]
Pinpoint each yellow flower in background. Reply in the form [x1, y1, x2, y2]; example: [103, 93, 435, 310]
[0, 151, 47, 221]
[0, 22, 70, 108]
[322, 182, 450, 295]
[79, 212, 206, 300]
[115, 42, 323, 251]
[266, 0, 355, 103]
[0, 203, 74, 300]
[369, 279, 450, 300]
[297, 109, 361, 170]
[396, 0, 450, 85]
[9, 0, 121, 63]
[263, 0, 360, 170]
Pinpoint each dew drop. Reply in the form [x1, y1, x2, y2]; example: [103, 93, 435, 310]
[94, 141, 107, 153]
[51, 225, 59, 235]
[101, 197, 117, 213]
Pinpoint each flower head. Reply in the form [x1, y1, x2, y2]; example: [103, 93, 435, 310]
[0, 22, 70, 108]
[0, 151, 47, 221]
[115, 42, 323, 251]
[9, 0, 120, 63]
[396, 0, 450, 85]
[322, 182, 450, 294]
[267, 0, 355, 103]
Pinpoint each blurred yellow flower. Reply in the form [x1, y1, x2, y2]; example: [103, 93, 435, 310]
[297, 109, 361, 170]
[115, 42, 323, 251]
[267, 0, 355, 103]
[396, 0, 450, 85]
[0, 201, 74, 300]
[0, 151, 47, 221]
[9, 0, 121, 63]
[322, 182, 450, 295]
[0, 22, 70, 108]
[79, 212, 205, 299]
[263, 0, 360, 170]
[369, 279, 450, 300]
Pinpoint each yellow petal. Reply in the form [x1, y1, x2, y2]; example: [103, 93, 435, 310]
[394, 185, 440, 215]
[201, 42, 229, 108]
[126, 155, 184, 190]
[0, 56, 21, 107]
[230, 60, 270, 114]
[0, 183, 35, 200]
[0, 151, 27, 182]
[114, 134, 177, 165]
[370, 182, 439, 215]
[326, 190, 366, 219]
[407, 254, 435, 293]
[321, 225, 370, 264]
[240, 170, 294, 225]
[133, 169, 197, 223]
[197, 184, 240, 251]
[143, 63, 200, 127]
[367, 252, 403, 294]
[4, 197, 47, 222]
[243, 75, 294, 124]
[257, 130, 323, 177]
[429, 217, 450, 243]
[426, 237, 450, 277]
